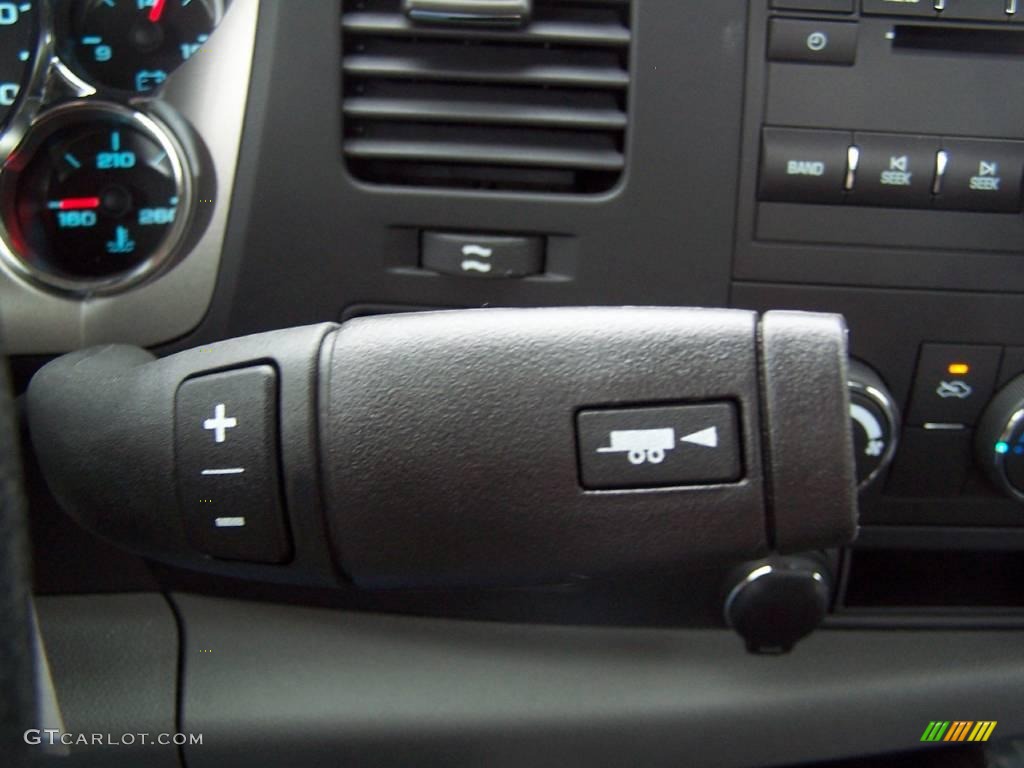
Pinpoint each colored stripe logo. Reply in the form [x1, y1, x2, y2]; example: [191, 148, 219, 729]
[921, 721, 997, 742]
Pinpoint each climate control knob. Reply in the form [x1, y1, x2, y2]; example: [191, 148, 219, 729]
[976, 374, 1024, 503]
[847, 360, 898, 489]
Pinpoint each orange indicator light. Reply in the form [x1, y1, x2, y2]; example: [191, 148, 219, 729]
[947, 363, 970, 375]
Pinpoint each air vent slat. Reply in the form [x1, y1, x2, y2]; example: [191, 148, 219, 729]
[341, 0, 632, 193]
[345, 137, 624, 172]
[343, 53, 629, 90]
[344, 96, 626, 131]
[342, 12, 631, 47]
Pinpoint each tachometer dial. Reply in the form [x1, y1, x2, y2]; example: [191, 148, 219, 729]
[0, 1, 39, 127]
[0, 101, 192, 293]
[63, 0, 220, 93]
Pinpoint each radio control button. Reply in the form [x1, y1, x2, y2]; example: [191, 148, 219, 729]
[759, 128, 851, 204]
[862, 0, 937, 16]
[939, 0, 1011, 20]
[935, 139, 1024, 212]
[768, 19, 859, 65]
[848, 133, 939, 208]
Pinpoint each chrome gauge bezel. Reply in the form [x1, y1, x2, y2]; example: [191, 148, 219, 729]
[0, 100, 194, 296]
[0, 0, 255, 353]
[993, 407, 1024, 504]
[0, 0, 227, 297]
[53, 0, 225, 98]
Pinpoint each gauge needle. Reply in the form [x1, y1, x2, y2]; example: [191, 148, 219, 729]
[148, 0, 167, 23]
[48, 197, 101, 210]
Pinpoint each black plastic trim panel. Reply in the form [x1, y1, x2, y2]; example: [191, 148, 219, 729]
[173, 593, 1024, 768]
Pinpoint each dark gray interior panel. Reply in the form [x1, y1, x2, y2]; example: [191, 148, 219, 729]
[732, 283, 1024, 528]
[181, 0, 748, 345]
[732, 284, 1024, 416]
[11, 0, 1024, 763]
[321, 307, 770, 587]
[176, 593, 1024, 768]
[765, 16, 1024, 137]
[33, 594, 180, 768]
[735, 3, 1024, 291]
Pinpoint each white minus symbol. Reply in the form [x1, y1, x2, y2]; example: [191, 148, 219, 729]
[201, 468, 245, 475]
[214, 517, 246, 528]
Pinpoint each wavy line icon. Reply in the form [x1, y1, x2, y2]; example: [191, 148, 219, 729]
[461, 245, 493, 258]
[460, 260, 493, 273]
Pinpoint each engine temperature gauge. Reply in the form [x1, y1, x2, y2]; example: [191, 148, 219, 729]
[0, 102, 192, 293]
[62, 0, 221, 93]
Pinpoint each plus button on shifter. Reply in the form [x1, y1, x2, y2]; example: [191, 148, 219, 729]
[175, 366, 291, 563]
[203, 403, 238, 443]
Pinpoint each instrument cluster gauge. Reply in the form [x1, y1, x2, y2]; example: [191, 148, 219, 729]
[61, 0, 222, 94]
[0, 101, 193, 294]
[0, 1, 39, 128]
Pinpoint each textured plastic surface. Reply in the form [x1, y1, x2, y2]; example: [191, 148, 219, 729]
[175, 593, 1024, 768]
[28, 307, 858, 589]
[35, 594, 180, 768]
[26, 324, 338, 585]
[321, 307, 851, 588]
[322, 307, 768, 587]
[0, 343, 33, 768]
[760, 311, 857, 552]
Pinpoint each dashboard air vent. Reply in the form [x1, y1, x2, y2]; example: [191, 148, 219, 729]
[341, 0, 632, 194]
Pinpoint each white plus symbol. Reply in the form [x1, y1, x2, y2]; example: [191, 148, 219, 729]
[203, 403, 238, 443]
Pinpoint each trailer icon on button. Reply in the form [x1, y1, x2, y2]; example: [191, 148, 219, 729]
[597, 428, 676, 465]
[577, 404, 741, 490]
[597, 425, 722, 466]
